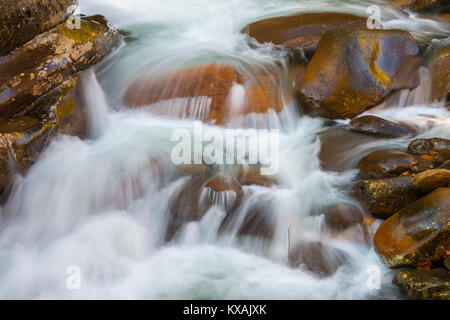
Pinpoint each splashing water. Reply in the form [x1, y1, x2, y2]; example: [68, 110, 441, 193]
[0, 0, 449, 299]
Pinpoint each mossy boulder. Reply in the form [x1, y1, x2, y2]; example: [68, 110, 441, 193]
[374, 188, 450, 268]
[0, 15, 120, 119]
[0, 76, 87, 198]
[357, 150, 434, 179]
[296, 28, 421, 119]
[349, 115, 417, 138]
[394, 268, 450, 300]
[244, 12, 367, 56]
[351, 176, 419, 219]
[0, 0, 77, 56]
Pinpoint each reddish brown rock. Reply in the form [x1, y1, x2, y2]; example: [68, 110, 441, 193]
[357, 150, 434, 179]
[296, 28, 421, 119]
[289, 241, 349, 278]
[245, 12, 368, 55]
[0, 15, 120, 118]
[412, 169, 450, 193]
[0, 0, 77, 56]
[374, 188, 450, 268]
[124, 65, 285, 125]
[407, 138, 450, 163]
[349, 115, 417, 138]
[393, 268, 450, 300]
[235, 166, 278, 187]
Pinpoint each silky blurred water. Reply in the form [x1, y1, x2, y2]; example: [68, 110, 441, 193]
[0, 0, 448, 299]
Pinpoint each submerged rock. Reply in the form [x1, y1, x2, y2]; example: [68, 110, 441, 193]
[244, 12, 367, 56]
[0, 76, 87, 197]
[0, 15, 120, 119]
[349, 115, 417, 138]
[319, 203, 364, 232]
[289, 241, 349, 278]
[167, 174, 243, 239]
[374, 188, 450, 268]
[357, 150, 434, 179]
[124, 64, 286, 125]
[0, 0, 77, 56]
[408, 138, 450, 164]
[296, 28, 421, 119]
[393, 268, 450, 300]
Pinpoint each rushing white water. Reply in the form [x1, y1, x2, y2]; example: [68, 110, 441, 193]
[0, 0, 449, 299]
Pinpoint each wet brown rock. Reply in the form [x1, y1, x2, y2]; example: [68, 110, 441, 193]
[394, 268, 450, 300]
[351, 176, 419, 219]
[0, 76, 87, 196]
[289, 241, 349, 277]
[320, 203, 364, 232]
[357, 150, 434, 179]
[374, 188, 450, 268]
[176, 164, 211, 176]
[439, 160, 450, 169]
[0, 0, 77, 56]
[167, 174, 243, 239]
[349, 115, 417, 138]
[235, 166, 278, 187]
[407, 138, 450, 163]
[124, 65, 285, 125]
[444, 256, 450, 270]
[0, 15, 120, 118]
[425, 43, 450, 103]
[389, 0, 450, 12]
[412, 169, 450, 193]
[296, 28, 421, 119]
[244, 12, 368, 56]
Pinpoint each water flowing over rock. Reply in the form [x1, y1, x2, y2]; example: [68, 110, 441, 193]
[0, 0, 77, 56]
[244, 12, 368, 56]
[296, 28, 421, 119]
[0, 15, 120, 119]
[389, 0, 450, 12]
[0, 76, 87, 198]
[349, 115, 417, 138]
[374, 188, 450, 268]
[124, 64, 286, 125]
[357, 150, 435, 179]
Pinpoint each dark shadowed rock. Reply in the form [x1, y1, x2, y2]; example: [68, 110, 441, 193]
[407, 138, 450, 163]
[374, 188, 450, 268]
[349, 115, 417, 138]
[289, 241, 349, 278]
[439, 160, 450, 169]
[425, 43, 450, 103]
[351, 176, 419, 219]
[394, 268, 450, 300]
[0, 0, 77, 56]
[0, 15, 120, 119]
[296, 28, 421, 119]
[357, 150, 434, 179]
[389, 0, 450, 12]
[244, 12, 368, 55]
